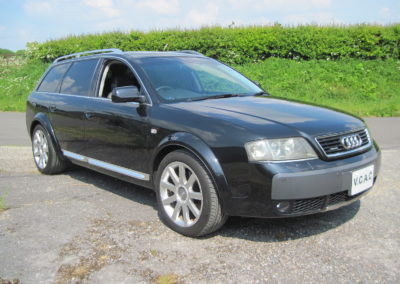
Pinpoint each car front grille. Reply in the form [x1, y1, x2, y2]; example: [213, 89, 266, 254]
[327, 191, 349, 205]
[315, 128, 371, 158]
[291, 197, 325, 214]
[284, 190, 362, 215]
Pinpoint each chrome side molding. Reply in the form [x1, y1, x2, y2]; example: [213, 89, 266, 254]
[62, 150, 150, 181]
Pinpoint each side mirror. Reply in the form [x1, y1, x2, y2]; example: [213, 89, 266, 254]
[111, 86, 145, 103]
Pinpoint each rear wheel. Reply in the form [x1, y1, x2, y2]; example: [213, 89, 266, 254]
[156, 150, 227, 237]
[32, 125, 67, 174]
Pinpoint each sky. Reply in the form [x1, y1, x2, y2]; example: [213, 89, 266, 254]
[1, 0, 399, 51]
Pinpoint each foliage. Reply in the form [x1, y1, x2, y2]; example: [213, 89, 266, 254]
[26, 24, 400, 64]
[15, 49, 26, 56]
[0, 56, 398, 116]
[0, 48, 15, 56]
[235, 58, 400, 117]
[0, 56, 49, 111]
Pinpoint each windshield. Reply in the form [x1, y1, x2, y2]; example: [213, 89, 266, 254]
[138, 57, 262, 102]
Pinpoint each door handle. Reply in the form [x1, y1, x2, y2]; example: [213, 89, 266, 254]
[49, 105, 56, 112]
[84, 112, 93, 120]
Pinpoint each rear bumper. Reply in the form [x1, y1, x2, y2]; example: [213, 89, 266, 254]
[223, 145, 381, 218]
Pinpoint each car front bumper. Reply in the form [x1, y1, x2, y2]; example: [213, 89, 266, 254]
[223, 145, 381, 218]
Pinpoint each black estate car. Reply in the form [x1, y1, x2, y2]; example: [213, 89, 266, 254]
[26, 49, 381, 237]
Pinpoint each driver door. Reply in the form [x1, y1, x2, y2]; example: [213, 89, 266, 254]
[81, 59, 152, 180]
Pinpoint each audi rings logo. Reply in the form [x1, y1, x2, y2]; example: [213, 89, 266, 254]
[340, 134, 362, 150]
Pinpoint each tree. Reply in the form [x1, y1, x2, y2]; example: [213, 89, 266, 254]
[0, 48, 15, 56]
[15, 49, 26, 56]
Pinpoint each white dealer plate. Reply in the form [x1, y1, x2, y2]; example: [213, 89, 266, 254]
[350, 165, 374, 196]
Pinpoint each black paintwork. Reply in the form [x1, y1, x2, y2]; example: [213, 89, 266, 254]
[26, 51, 381, 217]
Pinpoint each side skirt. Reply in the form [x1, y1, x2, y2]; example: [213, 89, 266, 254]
[62, 149, 154, 189]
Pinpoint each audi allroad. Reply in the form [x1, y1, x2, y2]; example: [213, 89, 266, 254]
[26, 49, 381, 236]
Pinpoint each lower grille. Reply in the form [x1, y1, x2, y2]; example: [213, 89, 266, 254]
[292, 197, 325, 214]
[279, 190, 364, 215]
[328, 191, 349, 205]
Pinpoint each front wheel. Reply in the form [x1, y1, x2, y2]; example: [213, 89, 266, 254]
[31, 125, 67, 174]
[156, 150, 227, 237]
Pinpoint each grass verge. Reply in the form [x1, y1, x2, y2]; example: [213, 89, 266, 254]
[0, 57, 399, 116]
[235, 58, 400, 117]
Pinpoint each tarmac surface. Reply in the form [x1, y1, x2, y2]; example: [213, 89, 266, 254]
[1, 112, 398, 150]
[0, 112, 399, 283]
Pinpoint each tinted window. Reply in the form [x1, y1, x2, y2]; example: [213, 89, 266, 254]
[37, 63, 70, 93]
[140, 57, 261, 102]
[60, 59, 98, 96]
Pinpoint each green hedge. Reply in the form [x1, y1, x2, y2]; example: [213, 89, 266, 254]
[27, 25, 400, 64]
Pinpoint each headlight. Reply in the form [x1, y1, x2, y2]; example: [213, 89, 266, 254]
[245, 137, 317, 161]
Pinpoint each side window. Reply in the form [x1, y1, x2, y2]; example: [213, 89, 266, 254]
[37, 63, 70, 93]
[60, 59, 98, 96]
[98, 61, 140, 98]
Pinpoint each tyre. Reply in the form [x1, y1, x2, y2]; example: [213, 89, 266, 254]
[31, 124, 67, 174]
[156, 150, 227, 237]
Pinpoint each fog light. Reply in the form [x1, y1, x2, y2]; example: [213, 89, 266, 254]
[276, 201, 291, 213]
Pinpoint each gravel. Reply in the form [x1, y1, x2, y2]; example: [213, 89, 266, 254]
[0, 146, 399, 283]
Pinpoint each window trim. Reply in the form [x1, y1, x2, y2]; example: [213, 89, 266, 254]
[98, 63, 111, 99]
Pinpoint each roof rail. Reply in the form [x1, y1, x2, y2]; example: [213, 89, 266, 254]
[54, 48, 122, 63]
[178, 50, 204, 56]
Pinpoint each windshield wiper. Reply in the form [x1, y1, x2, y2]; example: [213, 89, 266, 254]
[190, 93, 241, 101]
[253, 91, 269, 96]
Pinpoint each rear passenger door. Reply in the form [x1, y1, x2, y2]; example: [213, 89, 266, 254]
[49, 59, 99, 154]
[35, 62, 70, 118]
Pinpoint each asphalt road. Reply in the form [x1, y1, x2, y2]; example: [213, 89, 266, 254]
[0, 112, 30, 147]
[2, 112, 399, 150]
[0, 112, 399, 283]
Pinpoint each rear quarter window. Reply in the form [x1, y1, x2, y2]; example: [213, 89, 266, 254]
[60, 59, 98, 96]
[37, 63, 70, 93]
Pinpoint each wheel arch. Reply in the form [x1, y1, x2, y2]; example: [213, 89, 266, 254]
[30, 113, 63, 158]
[151, 132, 230, 207]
